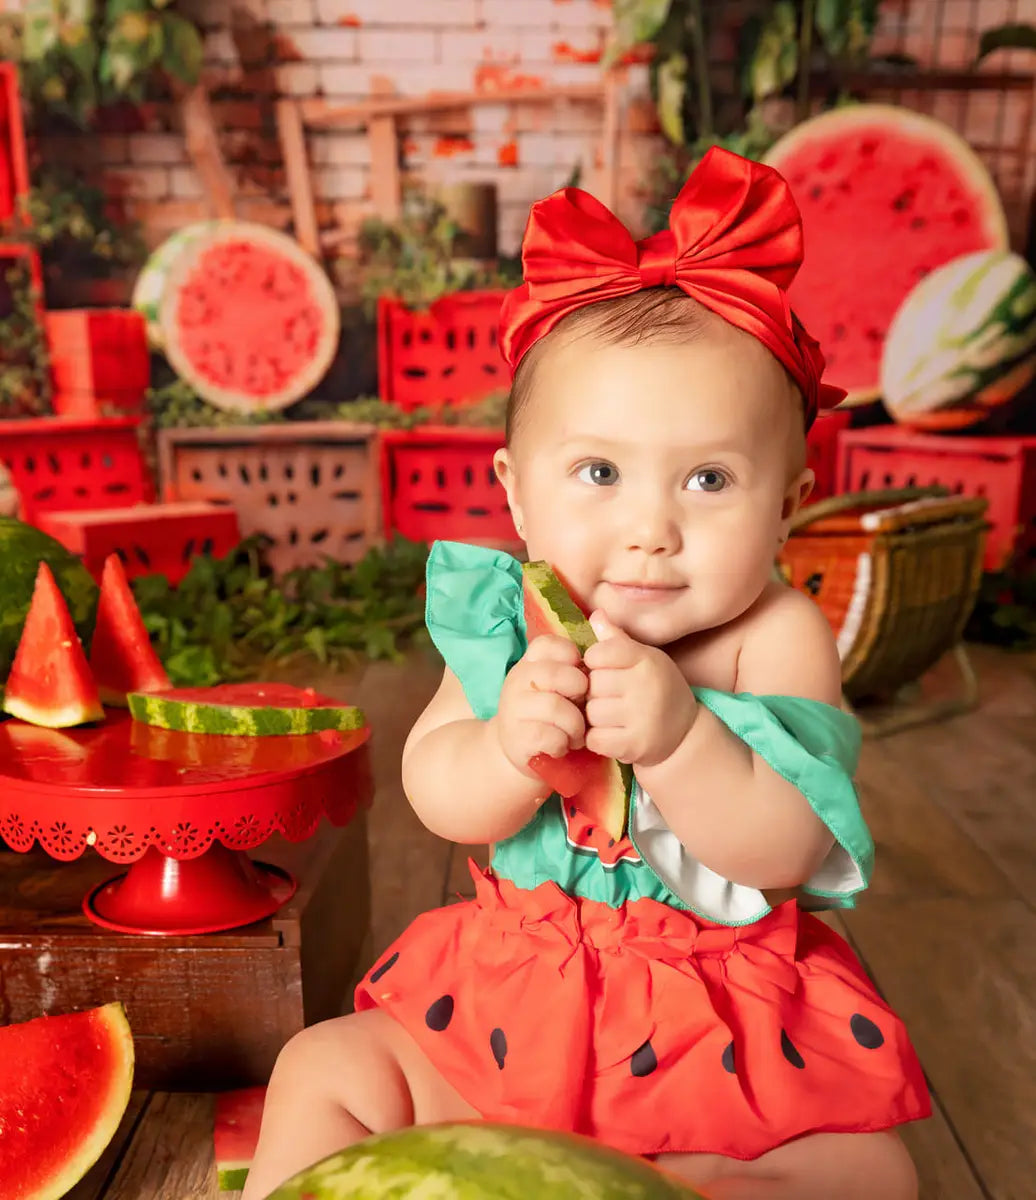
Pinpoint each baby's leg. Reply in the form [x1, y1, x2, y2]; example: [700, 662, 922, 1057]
[241, 1008, 479, 1200]
[656, 1130, 917, 1200]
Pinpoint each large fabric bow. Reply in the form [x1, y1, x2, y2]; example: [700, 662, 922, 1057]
[499, 145, 845, 426]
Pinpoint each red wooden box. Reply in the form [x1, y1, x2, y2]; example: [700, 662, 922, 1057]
[37, 501, 241, 584]
[805, 407, 851, 502]
[45, 308, 151, 418]
[379, 425, 517, 546]
[377, 291, 507, 412]
[0, 416, 154, 522]
[837, 425, 1036, 573]
[0, 63, 31, 225]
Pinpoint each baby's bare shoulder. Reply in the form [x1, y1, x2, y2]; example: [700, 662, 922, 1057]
[733, 583, 842, 703]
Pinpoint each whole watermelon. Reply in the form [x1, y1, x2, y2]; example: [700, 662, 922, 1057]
[0, 517, 98, 681]
[267, 1123, 707, 1199]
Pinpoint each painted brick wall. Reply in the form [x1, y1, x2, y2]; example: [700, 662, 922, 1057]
[26, 0, 1036, 254]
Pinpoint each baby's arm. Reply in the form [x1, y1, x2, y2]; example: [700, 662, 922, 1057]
[401, 636, 588, 844]
[634, 587, 841, 890]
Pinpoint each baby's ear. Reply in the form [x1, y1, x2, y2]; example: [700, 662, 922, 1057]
[493, 448, 525, 539]
[780, 467, 815, 524]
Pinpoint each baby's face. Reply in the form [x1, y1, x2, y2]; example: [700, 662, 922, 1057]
[496, 325, 812, 648]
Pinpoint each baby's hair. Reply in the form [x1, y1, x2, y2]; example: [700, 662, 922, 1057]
[504, 287, 807, 447]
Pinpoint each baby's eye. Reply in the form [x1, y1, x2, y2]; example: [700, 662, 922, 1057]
[577, 461, 620, 487]
[685, 468, 729, 493]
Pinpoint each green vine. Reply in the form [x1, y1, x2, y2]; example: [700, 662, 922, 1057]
[147, 377, 288, 429]
[0, 260, 52, 418]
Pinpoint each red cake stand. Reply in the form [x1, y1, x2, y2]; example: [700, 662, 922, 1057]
[0, 711, 373, 936]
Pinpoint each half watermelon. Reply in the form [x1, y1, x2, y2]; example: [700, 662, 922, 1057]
[764, 103, 1009, 406]
[0, 1002, 135, 1200]
[2, 562, 104, 728]
[521, 561, 631, 842]
[89, 554, 170, 706]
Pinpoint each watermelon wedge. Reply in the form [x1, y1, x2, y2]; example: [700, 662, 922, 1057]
[214, 1086, 266, 1191]
[89, 554, 170, 706]
[2, 562, 104, 728]
[127, 682, 366, 736]
[0, 1002, 135, 1200]
[764, 104, 1009, 406]
[521, 561, 631, 842]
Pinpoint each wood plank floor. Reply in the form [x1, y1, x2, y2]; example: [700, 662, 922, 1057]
[81, 643, 1036, 1199]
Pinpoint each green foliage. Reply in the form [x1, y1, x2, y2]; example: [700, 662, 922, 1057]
[17, 0, 205, 126]
[358, 192, 521, 314]
[0, 261, 52, 419]
[966, 570, 1036, 651]
[132, 536, 431, 686]
[146, 376, 288, 429]
[300, 391, 509, 431]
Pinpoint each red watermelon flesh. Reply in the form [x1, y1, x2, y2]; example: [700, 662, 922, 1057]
[764, 104, 1008, 404]
[89, 554, 170, 706]
[2, 562, 104, 729]
[0, 1003, 135, 1200]
[214, 1086, 266, 1191]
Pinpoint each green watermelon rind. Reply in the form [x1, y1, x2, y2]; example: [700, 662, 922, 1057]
[882, 249, 1036, 417]
[217, 1163, 251, 1191]
[127, 691, 366, 736]
[267, 1122, 700, 1199]
[521, 560, 596, 654]
[131, 220, 223, 350]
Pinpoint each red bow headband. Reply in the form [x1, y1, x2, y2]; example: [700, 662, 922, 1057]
[499, 145, 845, 427]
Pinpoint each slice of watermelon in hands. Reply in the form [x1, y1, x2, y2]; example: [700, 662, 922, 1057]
[521, 561, 631, 842]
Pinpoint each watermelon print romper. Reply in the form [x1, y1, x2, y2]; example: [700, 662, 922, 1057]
[355, 541, 931, 1160]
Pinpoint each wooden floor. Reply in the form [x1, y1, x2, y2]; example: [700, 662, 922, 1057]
[75, 643, 1036, 1199]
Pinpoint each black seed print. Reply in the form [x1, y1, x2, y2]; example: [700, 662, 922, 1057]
[850, 1013, 885, 1050]
[630, 1040, 658, 1077]
[490, 1028, 507, 1069]
[369, 952, 399, 983]
[721, 1041, 736, 1074]
[569, 805, 577, 818]
[781, 1030, 805, 1069]
[425, 995, 454, 1032]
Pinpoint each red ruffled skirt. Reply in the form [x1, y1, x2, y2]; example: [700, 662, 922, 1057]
[354, 863, 930, 1159]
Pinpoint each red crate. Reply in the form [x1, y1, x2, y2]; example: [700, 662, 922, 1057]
[0, 416, 154, 522]
[36, 501, 241, 584]
[837, 425, 1036, 572]
[380, 425, 517, 545]
[805, 407, 851, 502]
[45, 308, 150, 417]
[377, 291, 508, 411]
[0, 63, 30, 225]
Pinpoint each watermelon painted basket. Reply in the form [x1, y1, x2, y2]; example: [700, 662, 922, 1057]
[779, 488, 988, 728]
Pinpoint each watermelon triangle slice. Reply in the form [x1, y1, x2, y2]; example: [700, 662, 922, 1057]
[0, 1002, 135, 1200]
[214, 1086, 266, 1191]
[89, 554, 171, 706]
[521, 561, 631, 842]
[2, 562, 104, 728]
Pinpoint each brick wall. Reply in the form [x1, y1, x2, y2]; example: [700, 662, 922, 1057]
[26, 0, 1036, 255]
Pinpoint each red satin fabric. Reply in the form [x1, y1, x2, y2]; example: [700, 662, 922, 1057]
[499, 145, 846, 427]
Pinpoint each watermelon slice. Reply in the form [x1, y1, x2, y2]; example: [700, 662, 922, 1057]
[134, 221, 340, 415]
[214, 1086, 266, 1191]
[2, 562, 104, 728]
[764, 104, 1009, 406]
[0, 1002, 135, 1200]
[89, 554, 170, 706]
[521, 561, 631, 842]
[127, 682, 366, 736]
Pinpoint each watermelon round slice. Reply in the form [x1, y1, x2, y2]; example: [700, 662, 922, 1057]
[214, 1086, 266, 1191]
[127, 682, 366, 736]
[2, 562, 104, 728]
[89, 554, 170, 706]
[764, 104, 1009, 406]
[0, 1002, 135, 1200]
[135, 220, 340, 414]
[521, 561, 630, 842]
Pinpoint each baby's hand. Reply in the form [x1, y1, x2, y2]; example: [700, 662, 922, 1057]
[495, 635, 588, 777]
[583, 612, 696, 767]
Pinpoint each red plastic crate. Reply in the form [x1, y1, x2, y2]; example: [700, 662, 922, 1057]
[837, 425, 1036, 572]
[380, 425, 517, 545]
[45, 308, 150, 417]
[377, 291, 508, 411]
[0, 63, 31, 225]
[805, 406, 851, 502]
[37, 501, 241, 584]
[0, 416, 154, 522]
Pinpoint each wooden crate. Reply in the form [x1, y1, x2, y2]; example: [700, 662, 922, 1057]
[0, 820, 371, 1090]
[158, 422, 381, 575]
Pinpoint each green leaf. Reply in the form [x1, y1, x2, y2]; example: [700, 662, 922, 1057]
[303, 626, 328, 664]
[23, 14, 58, 60]
[749, 0, 798, 101]
[608, 0, 673, 62]
[655, 51, 687, 145]
[99, 46, 139, 91]
[977, 23, 1036, 61]
[816, 0, 881, 60]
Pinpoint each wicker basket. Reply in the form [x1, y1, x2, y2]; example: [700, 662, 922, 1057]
[780, 488, 988, 706]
